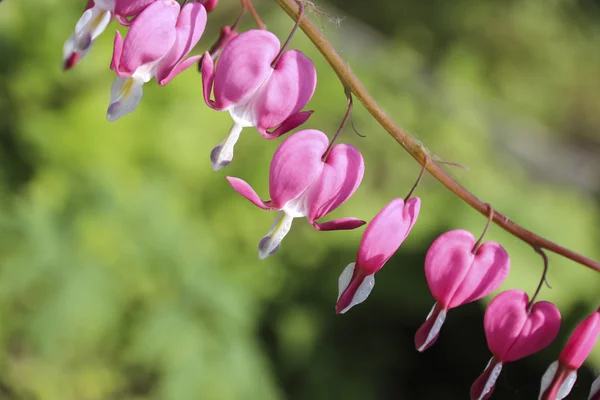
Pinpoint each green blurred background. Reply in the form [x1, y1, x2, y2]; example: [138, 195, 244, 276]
[0, 0, 599, 399]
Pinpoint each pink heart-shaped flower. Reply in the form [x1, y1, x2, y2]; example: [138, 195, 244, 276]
[485, 289, 561, 362]
[425, 229, 510, 309]
[306, 143, 365, 230]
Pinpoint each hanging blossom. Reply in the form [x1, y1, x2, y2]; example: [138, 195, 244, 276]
[590, 376, 600, 400]
[415, 229, 510, 352]
[63, 0, 156, 70]
[226, 129, 365, 259]
[471, 290, 561, 400]
[336, 197, 420, 314]
[107, 0, 207, 121]
[201, 29, 317, 170]
[539, 308, 600, 400]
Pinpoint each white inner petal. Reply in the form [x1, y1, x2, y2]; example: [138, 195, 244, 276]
[94, 0, 116, 11]
[478, 360, 503, 400]
[210, 123, 243, 171]
[418, 304, 446, 352]
[282, 191, 310, 219]
[227, 69, 274, 128]
[258, 212, 295, 260]
[107, 76, 144, 122]
[337, 262, 355, 301]
[590, 375, 600, 400]
[338, 273, 375, 314]
[539, 361, 558, 400]
[557, 370, 577, 400]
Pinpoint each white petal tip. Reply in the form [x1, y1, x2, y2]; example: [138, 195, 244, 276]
[258, 236, 280, 260]
[590, 376, 600, 400]
[210, 145, 232, 171]
[417, 305, 447, 352]
[538, 361, 576, 400]
[337, 273, 375, 314]
[337, 262, 355, 301]
[479, 360, 503, 400]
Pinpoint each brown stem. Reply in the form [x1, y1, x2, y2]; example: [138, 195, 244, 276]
[241, 0, 265, 30]
[274, 0, 600, 273]
[322, 88, 353, 162]
[527, 248, 551, 313]
[404, 158, 427, 202]
[272, 0, 304, 68]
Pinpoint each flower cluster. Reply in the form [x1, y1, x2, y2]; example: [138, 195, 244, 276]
[63, 1, 600, 399]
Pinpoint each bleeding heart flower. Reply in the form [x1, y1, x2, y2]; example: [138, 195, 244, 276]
[335, 197, 420, 314]
[63, 0, 156, 70]
[539, 308, 600, 400]
[589, 376, 600, 400]
[471, 290, 561, 400]
[107, 0, 207, 121]
[226, 129, 364, 259]
[415, 229, 510, 352]
[201, 29, 317, 170]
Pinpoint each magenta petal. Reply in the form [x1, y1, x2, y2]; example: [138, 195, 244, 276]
[312, 217, 366, 231]
[158, 54, 201, 86]
[155, 2, 207, 85]
[559, 309, 600, 369]
[201, 52, 218, 109]
[260, 110, 314, 139]
[356, 197, 419, 274]
[484, 290, 561, 362]
[254, 49, 317, 132]
[226, 177, 275, 210]
[306, 143, 364, 223]
[425, 230, 510, 309]
[116, 0, 179, 76]
[110, 31, 125, 76]
[114, 0, 156, 17]
[268, 129, 328, 208]
[213, 30, 280, 110]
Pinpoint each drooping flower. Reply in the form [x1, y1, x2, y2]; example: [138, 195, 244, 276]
[63, 0, 156, 70]
[107, 0, 207, 121]
[415, 229, 510, 352]
[335, 197, 420, 314]
[471, 290, 561, 400]
[226, 129, 364, 259]
[589, 376, 600, 400]
[201, 29, 317, 170]
[538, 308, 600, 400]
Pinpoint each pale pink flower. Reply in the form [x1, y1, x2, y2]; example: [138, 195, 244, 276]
[201, 30, 317, 170]
[539, 308, 600, 400]
[415, 229, 510, 351]
[63, 0, 156, 69]
[107, 0, 207, 121]
[226, 129, 364, 259]
[471, 290, 561, 400]
[336, 197, 420, 314]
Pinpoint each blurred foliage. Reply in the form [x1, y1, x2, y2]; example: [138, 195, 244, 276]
[0, 0, 599, 399]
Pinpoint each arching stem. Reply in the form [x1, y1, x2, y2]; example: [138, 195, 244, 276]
[271, 0, 304, 68]
[241, 0, 265, 29]
[404, 158, 427, 202]
[322, 88, 353, 162]
[274, 0, 600, 272]
[527, 248, 551, 313]
[472, 204, 494, 254]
